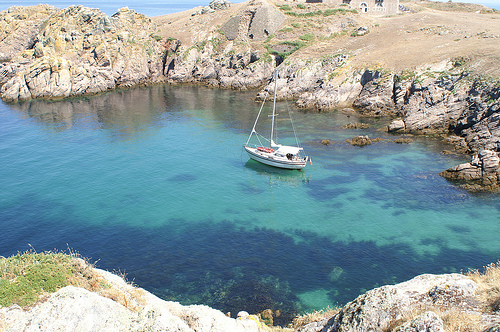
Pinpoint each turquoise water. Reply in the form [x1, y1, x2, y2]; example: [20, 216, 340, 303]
[1, 84, 499, 322]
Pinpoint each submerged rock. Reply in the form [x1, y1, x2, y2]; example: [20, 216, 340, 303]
[393, 137, 413, 144]
[321, 139, 331, 146]
[343, 122, 370, 129]
[346, 135, 372, 146]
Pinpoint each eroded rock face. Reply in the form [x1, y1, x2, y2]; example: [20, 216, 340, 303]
[353, 70, 396, 116]
[0, 5, 166, 102]
[299, 274, 479, 332]
[399, 76, 468, 134]
[0, 5, 59, 62]
[0, 269, 261, 332]
[392, 311, 444, 332]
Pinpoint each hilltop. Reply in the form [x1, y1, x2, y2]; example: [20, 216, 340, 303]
[153, 0, 500, 77]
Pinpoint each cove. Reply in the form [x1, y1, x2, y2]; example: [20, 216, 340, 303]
[0, 84, 499, 321]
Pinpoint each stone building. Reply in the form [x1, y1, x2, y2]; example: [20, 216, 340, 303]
[306, 0, 400, 15]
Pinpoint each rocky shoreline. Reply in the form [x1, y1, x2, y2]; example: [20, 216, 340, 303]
[0, 1, 499, 189]
[1, 257, 500, 332]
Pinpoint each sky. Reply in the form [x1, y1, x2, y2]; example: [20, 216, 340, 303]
[0, 0, 246, 16]
[0, 0, 498, 16]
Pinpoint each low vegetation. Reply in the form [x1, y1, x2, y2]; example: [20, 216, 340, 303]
[467, 261, 500, 313]
[288, 307, 341, 329]
[282, 8, 357, 17]
[0, 251, 76, 307]
[2, 250, 500, 331]
[265, 40, 307, 59]
[0, 250, 144, 310]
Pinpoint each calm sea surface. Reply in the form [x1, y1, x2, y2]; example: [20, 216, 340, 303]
[1, 84, 499, 321]
[0, 0, 245, 16]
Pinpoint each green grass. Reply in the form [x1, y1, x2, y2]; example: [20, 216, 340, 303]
[0, 251, 75, 307]
[284, 10, 322, 17]
[299, 33, 315, 41]
[150, 34, 162, 42]
[264, 33, 275, 43]
[278, 4, 292, 11]
[0, 250, 148, 312]
[284, 8, 358, 17]
[264, 40, 307, 59]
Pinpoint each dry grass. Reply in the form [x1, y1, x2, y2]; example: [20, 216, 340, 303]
[384, 308, 483, 332]
[440, 309, 482, 332]
[466, 261, 500, 313]
[288, 307, 340, 330]
[68, 258, 146, 311]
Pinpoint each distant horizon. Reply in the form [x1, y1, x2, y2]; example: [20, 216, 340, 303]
[0, 0, 497, 16]
[429, 0, 500, 10]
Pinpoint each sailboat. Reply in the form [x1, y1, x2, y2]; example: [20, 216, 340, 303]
[244, 70, 309, 170]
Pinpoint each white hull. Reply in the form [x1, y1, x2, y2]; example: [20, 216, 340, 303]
[244, 146, 307, 170]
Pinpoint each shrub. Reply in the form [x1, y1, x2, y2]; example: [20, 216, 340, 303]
[284, 10, 322, 17]
[265, 40, 307, 59]
[278, 4, 292, 11]
[299, 33, 315, 41]
[264, 34, 275, 43]
[150, 34, 162, 42]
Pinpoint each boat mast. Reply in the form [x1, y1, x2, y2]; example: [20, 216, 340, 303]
[270, 70, 278, 147]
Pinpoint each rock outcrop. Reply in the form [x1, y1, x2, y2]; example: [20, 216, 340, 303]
[164, 0, 286, 90]
[2, 262, 500, 332]
[298, 273, 497, 332]
[346, 135, 372, 146]
[0, 268, 263, 332]
[0, 5, 59, 62]
[0, 5, 166, 102]
[439, 149, 500, 191]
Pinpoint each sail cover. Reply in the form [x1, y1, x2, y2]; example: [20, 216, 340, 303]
[275, 145, 303, 155]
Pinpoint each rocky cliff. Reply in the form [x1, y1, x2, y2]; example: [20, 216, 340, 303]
[0, 264, 263, 332]
[1, 258, 500, 332]
[0, 5, 167, 101]
[1, 0, 500, 189]
[298, 270, 500, 332]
